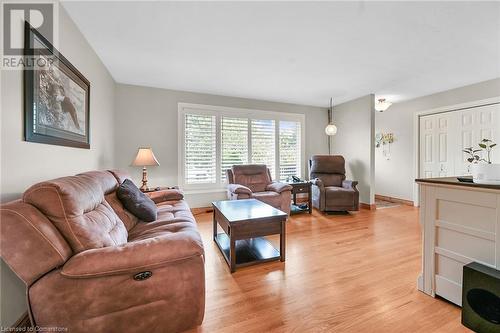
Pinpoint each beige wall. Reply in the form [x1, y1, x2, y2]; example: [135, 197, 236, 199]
[330, 94, 375, 205]
[0, 6, 116, 326]
[375, 78, 500, 202]
[114, 84, 329, 207]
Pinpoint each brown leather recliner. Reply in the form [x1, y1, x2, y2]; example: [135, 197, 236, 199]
[0, 170, 205, 333]
[309, 155, 359, 212]
[226, 164, 292, 215]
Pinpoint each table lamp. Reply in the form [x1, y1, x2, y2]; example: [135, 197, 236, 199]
[131, 147, 160, 191]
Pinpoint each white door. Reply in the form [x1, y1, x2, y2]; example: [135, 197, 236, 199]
[420, 113, 455, 178]
[420, 103, 500, 179]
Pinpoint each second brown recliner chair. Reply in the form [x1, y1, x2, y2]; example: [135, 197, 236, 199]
[309, 155, 359, 212]
[226, 164, 292, 215]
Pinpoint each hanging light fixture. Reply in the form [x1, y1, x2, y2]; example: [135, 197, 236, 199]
[325, 97, 337, 136]
[375, 98, 392, 112]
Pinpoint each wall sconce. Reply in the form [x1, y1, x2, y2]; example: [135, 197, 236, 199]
[375, 98, 392, 112]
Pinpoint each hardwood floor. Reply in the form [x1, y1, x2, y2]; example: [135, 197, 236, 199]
[186, 206, 470, 333]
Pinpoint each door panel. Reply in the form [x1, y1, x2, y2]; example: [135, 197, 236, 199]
[420, 113, 454, 178]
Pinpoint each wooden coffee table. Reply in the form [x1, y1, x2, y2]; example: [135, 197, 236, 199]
[212, 199, 287, 273]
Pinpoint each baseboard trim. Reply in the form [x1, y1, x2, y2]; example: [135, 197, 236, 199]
[360, 203, 377, 210]
[375, 194, 414, 206]
[13, 312, 30, 330]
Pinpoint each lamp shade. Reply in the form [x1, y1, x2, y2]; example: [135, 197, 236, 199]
[325, 124, 337, 136]
[131, 147, 160, 166]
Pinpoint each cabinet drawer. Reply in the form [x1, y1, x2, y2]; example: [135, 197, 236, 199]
[292, 185, 310, 193]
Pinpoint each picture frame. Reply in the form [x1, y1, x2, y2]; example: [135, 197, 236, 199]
[24, 22, 90, 149]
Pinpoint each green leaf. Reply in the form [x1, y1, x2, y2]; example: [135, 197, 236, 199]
[479, 143, 487, 148]
[482, 138, 491, 142]
[490, 144, 497, 148]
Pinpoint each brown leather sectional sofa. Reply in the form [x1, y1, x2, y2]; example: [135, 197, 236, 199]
[0, 170, 205, 333]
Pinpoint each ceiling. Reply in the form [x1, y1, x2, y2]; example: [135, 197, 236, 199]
[62, 1, 500, 107]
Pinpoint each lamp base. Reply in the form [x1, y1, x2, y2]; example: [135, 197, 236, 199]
[140, 166, 149, 192]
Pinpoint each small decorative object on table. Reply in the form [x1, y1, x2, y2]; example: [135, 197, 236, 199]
[287, 177, 312, 214]
[131, 147, 160, 191]
[464, 139, 499, 185]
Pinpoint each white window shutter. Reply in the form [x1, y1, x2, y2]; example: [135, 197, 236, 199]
[251, 119, 276, 179]
[221, 117, 248, 180]
[184, 114, 217, 184]
[279, 120, 301, 181]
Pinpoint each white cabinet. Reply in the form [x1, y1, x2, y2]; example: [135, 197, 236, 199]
[417, 181, 500, 306]
[419, 104, 500, 178]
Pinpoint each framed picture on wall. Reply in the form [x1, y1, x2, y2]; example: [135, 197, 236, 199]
[24, 22, 90, 149]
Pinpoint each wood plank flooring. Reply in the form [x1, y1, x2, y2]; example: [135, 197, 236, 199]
[186, 206, 470, 333]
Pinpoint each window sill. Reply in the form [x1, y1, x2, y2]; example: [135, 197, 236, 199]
[183, 188, 227, 195]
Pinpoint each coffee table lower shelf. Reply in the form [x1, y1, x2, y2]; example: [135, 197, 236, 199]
[214, 233, 281, 269]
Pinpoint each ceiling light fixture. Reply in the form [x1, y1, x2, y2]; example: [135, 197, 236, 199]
[375, 98, 392, 112]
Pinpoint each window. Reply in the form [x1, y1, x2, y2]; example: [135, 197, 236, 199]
[179, 104, 304, 189]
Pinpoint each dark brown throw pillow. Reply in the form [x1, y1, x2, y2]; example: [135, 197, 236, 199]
[116, 179, 158, 222]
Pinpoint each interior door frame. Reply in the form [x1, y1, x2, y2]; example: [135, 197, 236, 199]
[412, 96, 500, 206]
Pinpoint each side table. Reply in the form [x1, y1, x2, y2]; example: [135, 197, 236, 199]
[288, 181, 312, 214]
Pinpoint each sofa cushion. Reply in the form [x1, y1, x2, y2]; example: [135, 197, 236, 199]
[310, 155, 346, 174]
[252, 191, 282, 209]
[325, 187, 357, 206]
[23, 171, 128, 253]
[117, 180, 157, 222]
[105, 191, 139, 231]
[62, 221, 204, 278]
[128, 201, 196, 239]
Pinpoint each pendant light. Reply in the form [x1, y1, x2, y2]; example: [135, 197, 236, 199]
[325, 98, 337, 135]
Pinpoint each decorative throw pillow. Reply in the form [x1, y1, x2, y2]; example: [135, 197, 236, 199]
[116, 179, 158, 222]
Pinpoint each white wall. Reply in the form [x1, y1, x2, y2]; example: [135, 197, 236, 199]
[330, 94, 375, 205]
[375, 78, 500, 202]
[0, 6, 116, 326]
[114, 84, 329, 207]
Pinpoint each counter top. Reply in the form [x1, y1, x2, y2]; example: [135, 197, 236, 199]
[415, 176, 500, 190]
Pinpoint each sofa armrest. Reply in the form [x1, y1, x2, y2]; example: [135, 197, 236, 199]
[146, 189, 184, 204]
[227, 184, 252, 195]
[61, 228, 203, 279]
[310, 178, 324, 188]
[266, 182, 292, 193]
[342, 180, 359, 190]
